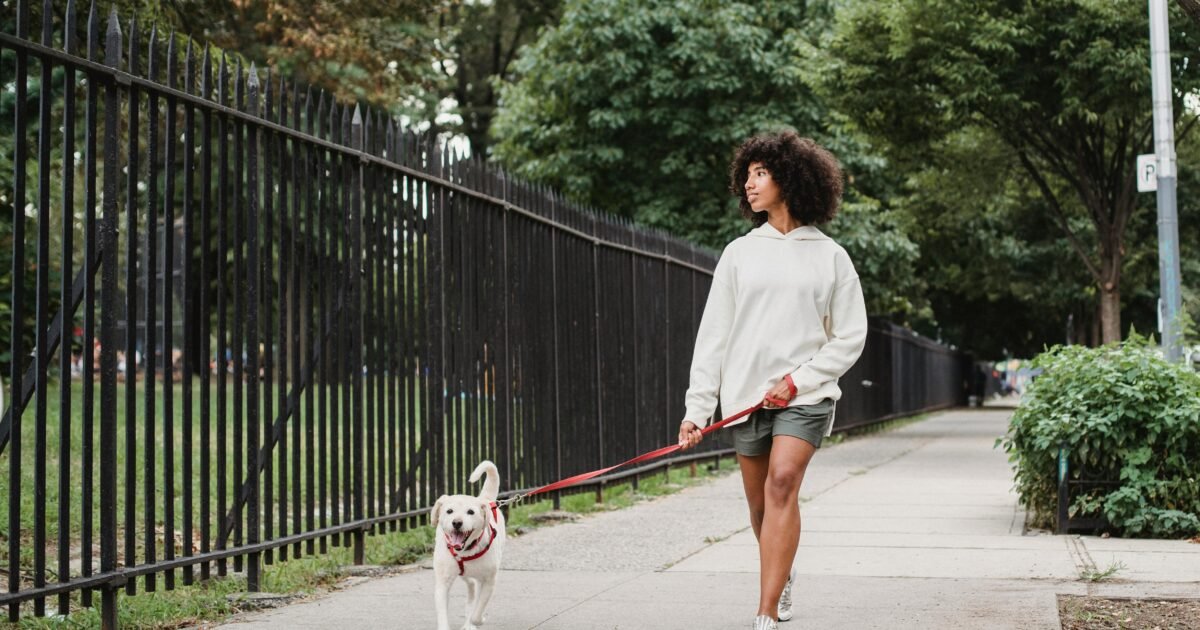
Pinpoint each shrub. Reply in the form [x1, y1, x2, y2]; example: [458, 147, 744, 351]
[999, 334, 1200, 538]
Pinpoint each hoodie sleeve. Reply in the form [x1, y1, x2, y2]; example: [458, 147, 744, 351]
[787, 265, 868, 396]
[683, 253, 736, 427]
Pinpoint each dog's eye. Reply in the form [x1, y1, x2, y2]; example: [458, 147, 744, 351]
[446, 509, 453, 514]
[467, 509, 475, 515]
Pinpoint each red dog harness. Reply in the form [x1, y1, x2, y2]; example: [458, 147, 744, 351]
[444, 502, 500, 576]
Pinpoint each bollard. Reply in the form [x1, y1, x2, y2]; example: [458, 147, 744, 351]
[1056, 443, 1069, 534]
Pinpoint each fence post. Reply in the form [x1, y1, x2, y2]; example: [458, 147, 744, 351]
[99, 9, 123, 630]
[245, 63, 263, 592]
[551, 191, 562, 511]
[592, 214, 604, 499]
[7, 0, 29, 620]
[351, 104, 366, 565]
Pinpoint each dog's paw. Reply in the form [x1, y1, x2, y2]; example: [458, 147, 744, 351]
[459, 624, 479, 630]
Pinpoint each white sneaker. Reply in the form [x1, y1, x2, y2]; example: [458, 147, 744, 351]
[777, 567, 796, 621]
[752, 615, 779, 630]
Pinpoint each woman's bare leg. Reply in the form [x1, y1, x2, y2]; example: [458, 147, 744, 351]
[756, 435, 816, 618]
[737, 452, 771, 539]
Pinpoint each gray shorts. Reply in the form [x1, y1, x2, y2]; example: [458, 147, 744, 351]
[731, 399, 835, 455]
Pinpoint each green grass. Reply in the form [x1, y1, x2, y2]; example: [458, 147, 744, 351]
[1079, 560, 1127, 583]
[0, 376, 434, 598]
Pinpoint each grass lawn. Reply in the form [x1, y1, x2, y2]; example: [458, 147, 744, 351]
[1, 376, 436, 599]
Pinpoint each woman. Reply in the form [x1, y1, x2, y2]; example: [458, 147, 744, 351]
[677, 131, 867, 630]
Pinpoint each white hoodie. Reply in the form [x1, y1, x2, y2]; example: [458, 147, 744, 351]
[683, 223, 868, 434]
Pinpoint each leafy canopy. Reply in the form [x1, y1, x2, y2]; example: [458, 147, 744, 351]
[492, 0, 831, 245]
[491, 0, 924, 317]
[822, 0, 1200, 346]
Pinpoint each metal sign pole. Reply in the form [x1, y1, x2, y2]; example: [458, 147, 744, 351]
[1148, 0, 1184, 361]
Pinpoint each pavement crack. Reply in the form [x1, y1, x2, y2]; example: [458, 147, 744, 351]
[659, 524, 753, 571]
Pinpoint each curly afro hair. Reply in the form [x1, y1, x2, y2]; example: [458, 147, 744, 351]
[729, 131, 844, 227]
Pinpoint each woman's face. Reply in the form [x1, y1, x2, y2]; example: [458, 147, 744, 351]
[744, 162, 782, 212]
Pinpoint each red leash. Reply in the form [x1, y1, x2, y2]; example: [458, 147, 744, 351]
[497, 402, 763, 507]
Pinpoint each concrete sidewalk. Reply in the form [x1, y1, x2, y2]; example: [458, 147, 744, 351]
[221, 409, 1200, 629]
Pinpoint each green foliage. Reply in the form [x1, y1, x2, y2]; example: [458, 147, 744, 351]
[1000, 335, 1200, 538]
[491, 0, 925, 319]
[170, 0, 448, 117]
[435, 0, 562, 156]
[822, 0, 1200, 348]
[492, 0, 832, 246]
[823, 196, 925, 319]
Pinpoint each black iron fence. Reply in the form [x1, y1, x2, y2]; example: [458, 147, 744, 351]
[0, 1, 968, 626]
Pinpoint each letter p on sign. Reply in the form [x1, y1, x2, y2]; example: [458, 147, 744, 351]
[1137, 154, 1158, 192]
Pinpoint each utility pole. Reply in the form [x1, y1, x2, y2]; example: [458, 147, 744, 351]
[1149, 0, 1184, 361]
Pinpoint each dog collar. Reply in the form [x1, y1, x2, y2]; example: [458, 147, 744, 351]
[444, 502, 500, 576]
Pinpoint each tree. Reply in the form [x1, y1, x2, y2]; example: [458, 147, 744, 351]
[434, 0, 561, 156]
[491, 0, 835, 245]
[823, 0, 1200, 344]
[490, 0, 924, 318]
[155, 0, 450, 116]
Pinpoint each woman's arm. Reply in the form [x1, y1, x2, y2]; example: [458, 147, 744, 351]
[682, 262, 736, 428]
[787, 274, 868, 395]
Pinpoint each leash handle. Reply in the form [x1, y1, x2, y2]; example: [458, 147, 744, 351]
[496, 402, 764, 508]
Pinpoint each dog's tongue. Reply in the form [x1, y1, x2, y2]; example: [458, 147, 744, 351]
[448, 530, 470, 550]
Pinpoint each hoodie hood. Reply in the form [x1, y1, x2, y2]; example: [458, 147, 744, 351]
[748, 223, 831, 241]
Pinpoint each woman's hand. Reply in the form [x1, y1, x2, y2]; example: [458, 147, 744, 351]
[678, 421, 703, 450]
[762, 375, 797, 409]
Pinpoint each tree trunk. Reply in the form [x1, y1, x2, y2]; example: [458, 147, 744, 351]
[1096, 236, 1124, 344]
[1099, 284, 1121, 344]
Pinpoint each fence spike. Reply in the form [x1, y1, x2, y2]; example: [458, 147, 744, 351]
[86, 0, 97, 58]
[41, 0, 52, 44]
[64, 0, 75, 53]
[305, 88, 313, 127]
[184, 40, 195, 97]
[341, 102, 351, 141]
[200, 45, 211, 101]
[293, 80, 304, 128]
[167, 31, 177, 87]
[105, 7, 121, 64]
[235, 57, 244, 101]
[218, 53, 228, 102]
[127, 15, 139, 76]
[317, 91, 327, 137]
[265, 68, 274, 120]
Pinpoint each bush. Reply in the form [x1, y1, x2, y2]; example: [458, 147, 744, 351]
[999, 334, 1200, 538]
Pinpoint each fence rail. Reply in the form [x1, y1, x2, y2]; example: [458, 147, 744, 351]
[0, 1, 968, 626]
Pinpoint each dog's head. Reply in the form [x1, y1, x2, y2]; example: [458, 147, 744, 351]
[431, 494, 496, 551]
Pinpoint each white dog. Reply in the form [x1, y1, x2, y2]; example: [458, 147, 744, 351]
[431, 460, 506, 630]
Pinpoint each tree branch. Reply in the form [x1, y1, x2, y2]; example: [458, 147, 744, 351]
[1177, 112, 1200, 144]
[1177, 0, 1200, 27]
[1014, 149, 1104, 284]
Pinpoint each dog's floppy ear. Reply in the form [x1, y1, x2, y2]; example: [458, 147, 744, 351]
[431, 495, 448, 528]
[481, 501, 495, 528]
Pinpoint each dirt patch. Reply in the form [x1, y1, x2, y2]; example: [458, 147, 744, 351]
[1059, 595, 1200, 629]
